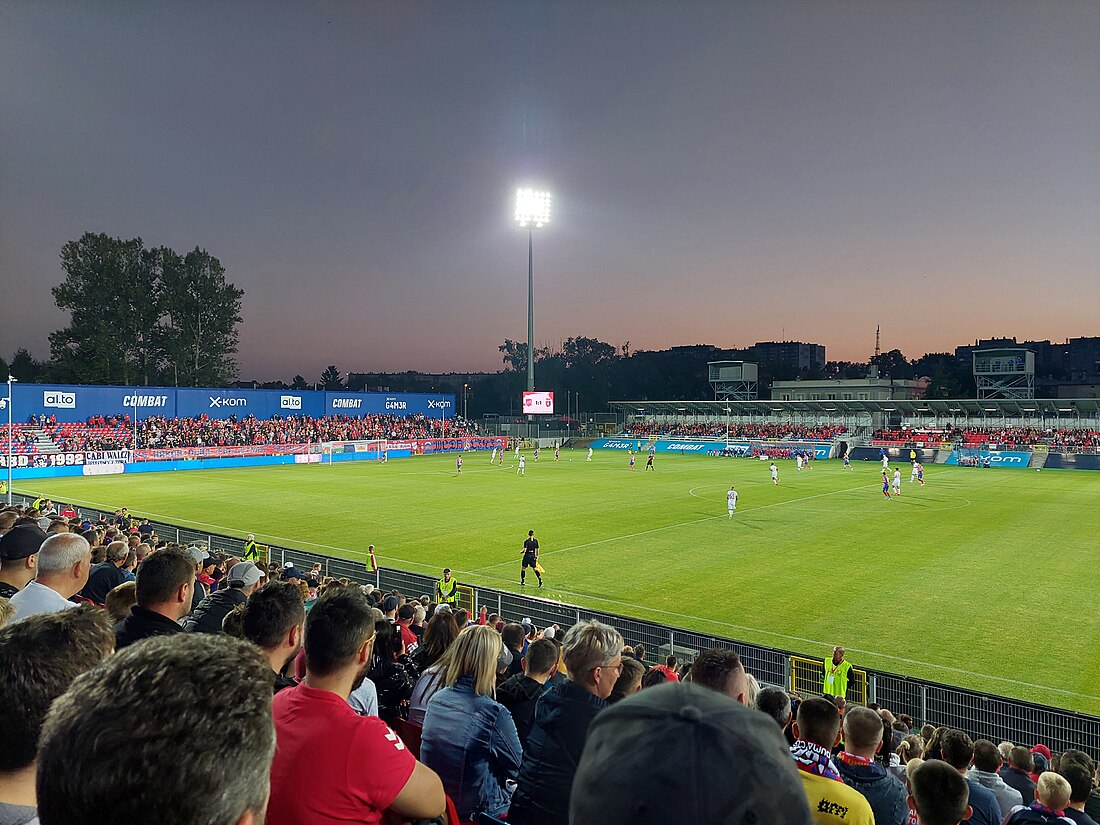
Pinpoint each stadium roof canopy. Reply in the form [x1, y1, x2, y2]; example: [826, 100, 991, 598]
[609, 399, 1100, 417]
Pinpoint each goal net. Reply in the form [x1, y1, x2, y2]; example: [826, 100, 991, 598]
[315, 440, 388, 465]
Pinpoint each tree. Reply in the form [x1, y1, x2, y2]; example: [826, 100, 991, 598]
[912, 353, 974, 398]
[49, 234, 243, 387]
[50, 233, 159, 385]
[9, 348, 43, 382]
[290, 375, 310, 390]
[158, 247, 244, 387]
[320, 366, 343, 390]
[498, 339, 528, 372]
[870, 349, 913, 379]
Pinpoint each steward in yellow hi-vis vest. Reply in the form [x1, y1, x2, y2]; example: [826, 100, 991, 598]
[437, 568, 458, 604]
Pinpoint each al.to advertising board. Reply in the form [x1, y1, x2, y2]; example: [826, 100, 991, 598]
[13, 384, 173, 423]
[522, 391, 554, 415]
[8, 384, 455, 423]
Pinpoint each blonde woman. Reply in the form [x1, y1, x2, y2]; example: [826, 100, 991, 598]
[420, 625, 523, 823]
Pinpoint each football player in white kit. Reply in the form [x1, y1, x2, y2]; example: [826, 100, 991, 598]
[518, 455, 525, 475]
[770, 462, 780, 485]
[892, 468, 902, 496]
[587, 447, 593, 461]
[796, 454, 803, 471]
[727, 486, 738, 518]
[910, 460, 919, 483]
[491, 447, 497, 463]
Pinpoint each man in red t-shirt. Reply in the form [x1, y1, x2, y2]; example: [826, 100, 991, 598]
[396, 603, 419, 653]
[653, 655, 681, 682]
[267, 589, 445, 825]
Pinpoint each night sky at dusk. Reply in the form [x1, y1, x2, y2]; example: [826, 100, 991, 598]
[1, 1, 1097, 381]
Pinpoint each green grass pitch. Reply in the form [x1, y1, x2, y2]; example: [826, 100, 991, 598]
[21, 450, 1100, 714]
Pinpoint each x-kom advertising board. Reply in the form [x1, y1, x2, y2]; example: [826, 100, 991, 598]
[522, 391, 554, 415]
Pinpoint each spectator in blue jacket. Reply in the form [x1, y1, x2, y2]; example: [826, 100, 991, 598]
[509, 619, 624, 825]
[835, 706, 910, 825]
[420, 625, 523, 822]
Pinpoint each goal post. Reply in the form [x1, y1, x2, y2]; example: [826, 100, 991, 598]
[317, 440, 388, 465]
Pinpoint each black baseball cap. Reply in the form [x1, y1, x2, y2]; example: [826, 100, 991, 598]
[571, 682, 812, 824]
[0, 524, 49, 561]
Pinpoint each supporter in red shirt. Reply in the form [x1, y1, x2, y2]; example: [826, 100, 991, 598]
[267, 588, 445, 825]
[652, 654, 681, 682]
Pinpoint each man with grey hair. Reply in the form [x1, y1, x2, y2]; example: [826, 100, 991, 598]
[79, 539, 130, 604]
[9, 533, 91, 623]
[756, 685, 794, 730]
[36, 634, 275, 825]
[511, 619, 624, 825]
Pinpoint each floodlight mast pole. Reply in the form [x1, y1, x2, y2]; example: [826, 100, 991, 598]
[527, 227, 534, 393]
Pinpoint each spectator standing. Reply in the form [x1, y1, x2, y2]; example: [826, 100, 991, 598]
[0, 607, 113, 824]
[241, 581, 306, 693]
[36, 634, 274, 825]
[1003, 772, 1075, 824]
[510, 619, 624, 825]
[940, 729, 1004, 825]
[78, 539, 128, 602]
[909, 759, 974, 825]
[652, 654, 681, 682]
[969, 739, 1023, 817]
[570, 682, 812, 824]
[1059, 763, 1100, 825]
[835, 705, 910, 825]
[1002, 748, 1040, 806]
[789, 696, 874, 825]
[606, 657, 645, 705]
[267, 588, 445, 825]
[9, 534, 91, 624]
[690, 647, 751, 704]
[497, 637, 558, 749]
[366, 620, 418, 724]
[114, 548, 194, 649]
[421, 625, 523, 822]
[183, 561, 263, 634]
[0, 524, 47, 599]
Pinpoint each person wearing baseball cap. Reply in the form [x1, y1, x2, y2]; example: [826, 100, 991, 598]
[183, 561, 263, 635]
[571, 682, 812, 824]
[0, 524, 48, 599]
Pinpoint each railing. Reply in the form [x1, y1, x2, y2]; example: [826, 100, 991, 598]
[11, 491, 1100, 760]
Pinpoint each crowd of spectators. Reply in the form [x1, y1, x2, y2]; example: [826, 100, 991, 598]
[874, 426, 1100, 450]
[14, 412, 481, 454]
[623, 420, 848, 441]
[2, 502, 1100, 825]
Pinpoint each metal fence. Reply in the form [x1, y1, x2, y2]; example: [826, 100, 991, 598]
[11, 492, 1100, 759]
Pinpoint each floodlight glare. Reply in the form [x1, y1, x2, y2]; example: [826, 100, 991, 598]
[515, 188, 551, 228]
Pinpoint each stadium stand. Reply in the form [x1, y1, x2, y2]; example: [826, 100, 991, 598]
[8, 412, 481, 454]
[4, 493, 1100, 825]
[873, 426, 1100, 449]
[622, 421, 848, 440]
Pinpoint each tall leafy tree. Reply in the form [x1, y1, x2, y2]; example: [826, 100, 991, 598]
[50, 233, 157, 385]
[290, 375, 310, 390]
[158, 246, 244, 386]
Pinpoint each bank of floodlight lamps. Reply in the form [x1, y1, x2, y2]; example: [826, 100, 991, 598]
[515, 188, 551, 393]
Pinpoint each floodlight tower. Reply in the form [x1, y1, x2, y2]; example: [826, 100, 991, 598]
[515, 188, 551, 393]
